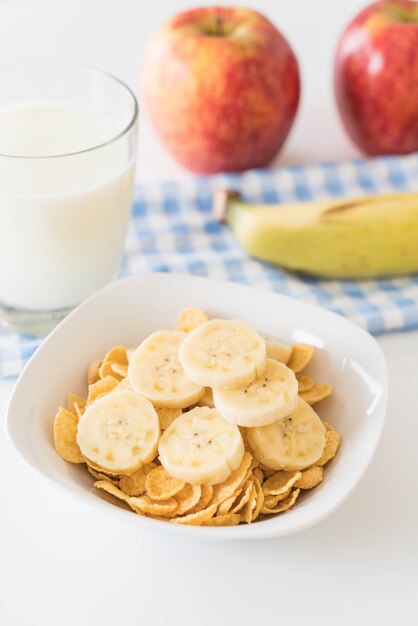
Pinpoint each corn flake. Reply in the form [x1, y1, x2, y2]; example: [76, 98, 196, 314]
[262, 470, 302, 496]
[316, 424, 340, 466]
[54, 407, 84, 464]
[156, 406, 182, 431]
[171, 503, 217, 525]
[251, 477, 265, 521]
[93, 480, 131, 505]
[87, 360, 102, 385]
[114, 377, 133, 392]
[87, 375, 119, 404]
[261, 488, 300, 515]
[287, 344, 314, 373]
[66, 393, 86, 416]
[75, 402, 86, 419]
[211, 452, 252, 506]
[174, 484, 202, 515]
[186, 484, 213, 515]
[87, 465, 119, 485]
[177, 307, 209, 333]
[146, 466, 185, 501]
[300, 384, 332, 405]
[84, 457, 122, 477]
[265, 341, 292, 364]
[295, 465, 324, 489]
[252, 467, 264, 485]
[260, 464, 277, 479]
[296, 374, 314, 393]
[241, 482, 257, 524]
[111, 363, 128, 378]
[119, 463, 156, 496]
[130, 495, 178, 517]
[202, 513, 241, 526]
[99, 346, 128, 381]
[230, 479, 253, 514]
[217, 492, 239, 516]
[263, 490, 291, 509]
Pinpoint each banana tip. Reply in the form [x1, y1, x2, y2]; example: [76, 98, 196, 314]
[213, 189, 241, 222]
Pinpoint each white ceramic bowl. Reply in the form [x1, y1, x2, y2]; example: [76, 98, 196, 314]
[5, 273, 388, 540]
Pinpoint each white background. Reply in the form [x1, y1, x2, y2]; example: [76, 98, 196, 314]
[1, 1, 418, 625]
[0, 0, 369, 181]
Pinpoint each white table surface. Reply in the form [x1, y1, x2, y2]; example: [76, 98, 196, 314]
[1, 1, 417, 624]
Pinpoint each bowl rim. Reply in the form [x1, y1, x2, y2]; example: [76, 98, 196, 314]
[5, 272, 389, 540]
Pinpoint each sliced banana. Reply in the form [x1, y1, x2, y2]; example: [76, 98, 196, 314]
[247, 398, 326, 471]
[265, 340, 292, 364]
[179, 319, 266, 390]
[76, 390, 160, 474]
[158, 406, 245, 485]
[128, 330, 204, 408]
[213, 359, 298, 427]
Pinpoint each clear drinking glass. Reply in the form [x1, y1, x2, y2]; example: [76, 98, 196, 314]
[0, 61, 138, 335]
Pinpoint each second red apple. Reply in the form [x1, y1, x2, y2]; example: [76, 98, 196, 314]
[335, 0, 418, 155]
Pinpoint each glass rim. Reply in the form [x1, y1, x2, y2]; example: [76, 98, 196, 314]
[0, 60, 139, 160]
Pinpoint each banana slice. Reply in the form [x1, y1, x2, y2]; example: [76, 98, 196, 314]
[158, 406, 245, 485]
[247, 398, 326, 471]
[265, 340, 292, 364]
[128, 330, 204, 408]
[213, 359, 298, 427]
[76, 390, 159, 474]
[179, 319, 266, 389]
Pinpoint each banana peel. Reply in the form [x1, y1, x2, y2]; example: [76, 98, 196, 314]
[214, 189, 418, 279]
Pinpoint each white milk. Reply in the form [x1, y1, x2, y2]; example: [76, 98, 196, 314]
[0, 102, 135, 311]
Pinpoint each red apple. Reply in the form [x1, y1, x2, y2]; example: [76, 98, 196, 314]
[335, 0, 418, 155]
[142, 7, 300, 173]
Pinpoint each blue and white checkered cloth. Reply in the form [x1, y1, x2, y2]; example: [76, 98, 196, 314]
[2, 152, 418, 378]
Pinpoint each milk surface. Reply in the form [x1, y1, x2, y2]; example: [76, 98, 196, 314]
[0, 102, 135, 310]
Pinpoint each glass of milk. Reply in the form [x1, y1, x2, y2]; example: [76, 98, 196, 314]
[0, 61, 137, 335]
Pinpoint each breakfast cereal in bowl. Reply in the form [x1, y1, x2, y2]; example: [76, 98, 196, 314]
[53, 307, 339, 527]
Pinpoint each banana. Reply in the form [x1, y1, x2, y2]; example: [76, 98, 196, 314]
[213, 359, 298, 427]
[215, 189, 418, 278]
[76, 390, 160, 474]
[265, 340, 292, 364]
[247, 398, 326, 471]
[179, 319, 266, 389]
[128, 330, 204, 408]
[158, 406, 245, 485]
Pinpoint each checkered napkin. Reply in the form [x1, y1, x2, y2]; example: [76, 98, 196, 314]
[2, 152, 418, 378]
